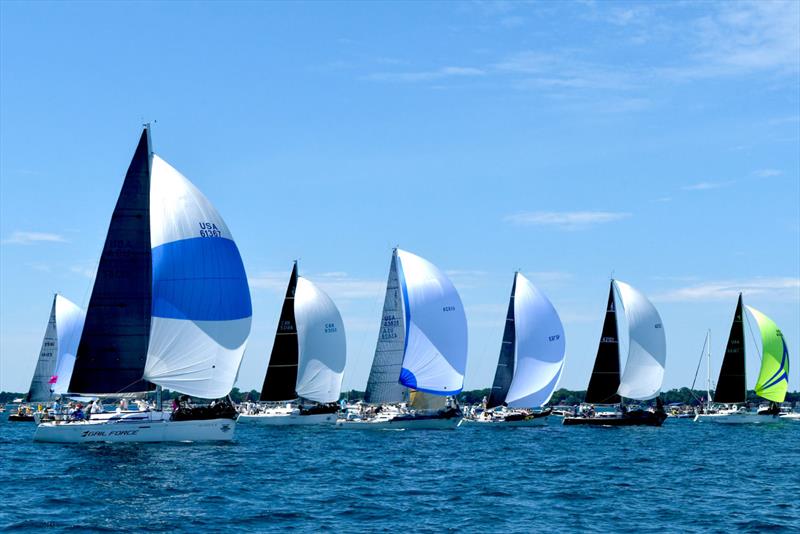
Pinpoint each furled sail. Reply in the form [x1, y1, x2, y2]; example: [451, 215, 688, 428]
[28, 295, 84, 401]
[143, 154, 252, 399]
[713, 294, 746, 403]
[396, 249, 467, 396]
[748, 306, 789, 403]
[615, 280, 666, 400]
[364, 251, 408, 404]
[505, 273, 566, 408]
[294, 277, 346, 404]
[69, 130, 154, 395]
[584, 283, 621, 404]
[486, 274, 517, 408]
[260, 264, 300, 401]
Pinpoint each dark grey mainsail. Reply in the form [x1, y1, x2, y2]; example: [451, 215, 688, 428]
[713, 294, 746, 403]
[487, 273, 517, 408]
[364, 251, 407, 404]
[260, 262, 299, 402]
[584, 282, 621, 404]
[69, 129, 154, 395]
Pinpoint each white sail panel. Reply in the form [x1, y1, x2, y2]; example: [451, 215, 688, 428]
[615, 280, 666, 400]
[505, 273, 566, 408]
[364, 253, 408, 404]
[51, 295, 86, 396]
[294, 277, 346, 404]
[396, 249, 467, 395]
[27, 297, 58, 402]
[144, 155, 252, 398]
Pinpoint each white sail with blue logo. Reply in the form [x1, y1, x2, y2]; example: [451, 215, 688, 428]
[395, 249, 467, 396]
[143, 155, 252, 399]
[294, 277, 346, 404]
[27, 294, 86, 401]
[504, 273, 566, 408]
[614, 280, 666, 400]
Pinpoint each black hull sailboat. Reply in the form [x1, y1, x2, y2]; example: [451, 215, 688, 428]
[563, 280, 667, 427]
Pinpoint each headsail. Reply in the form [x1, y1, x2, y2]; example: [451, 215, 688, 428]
[615, 280, 666, 400]
[713, 294, 746, 403]
[260, 264, 300, 401]
[396, 249, 467, 396]
[748, 306, 789, 403]
[69, 129, 154, 395]
[143, 154, 252, 399]
[50, 295, 86, 396]
[505, 273, 566, 408]
[584, 282, 621, 404]
[364, 251, 408, 404]
[486, 274, 517, 408]
[294, 277, 346, 404]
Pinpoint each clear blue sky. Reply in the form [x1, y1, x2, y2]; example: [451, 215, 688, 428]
[1, 1, 798, 395]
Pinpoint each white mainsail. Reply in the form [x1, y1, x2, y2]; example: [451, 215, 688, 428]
[143, 155, 252, 399]
[294, 277, 346, 404]
[364, 252, 408, 404]
[505, 273, 566, 408]
[396, 249, 467, 395]
[615, 280, 666, 400]
[28, 295, 86, 401]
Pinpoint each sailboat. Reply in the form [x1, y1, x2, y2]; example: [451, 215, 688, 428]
[336, 248, 467, 429]
[34, 126, 252, 442]
[695, 294, 790, 424]
[238, 261, 346, 425]
[9, 294, 85, 422]
[464, 272, 565, 426]
[563, 280, 667, 427]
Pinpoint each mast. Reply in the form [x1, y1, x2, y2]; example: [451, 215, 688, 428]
[706, 329, 711, 408]
[69, 128, 154, 395]
[260, 262, 300, 402]
[713, 294, 746, 404]
[584, 281, 621, 404]
[487, 272, 517, 409]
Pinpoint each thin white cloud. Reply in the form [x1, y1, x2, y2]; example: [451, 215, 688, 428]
[364, 66, 485, 83]
[2, 231, 67, 245]
[753, 169, 783, 178]
[681, 181, 734, 191]
[655, 277, 800, 302]
[70, 264, 97, 279]
[505, 211, 631, 230]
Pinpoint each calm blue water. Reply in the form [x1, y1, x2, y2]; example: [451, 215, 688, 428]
[1, 418, 798, 533]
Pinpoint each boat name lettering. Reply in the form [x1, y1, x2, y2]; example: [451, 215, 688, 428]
[80, 429, 139, 438]
[199, 222, 222, 238]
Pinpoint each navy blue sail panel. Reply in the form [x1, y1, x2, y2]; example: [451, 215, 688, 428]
[713, 294, 746, 403]
[260, 264, 299, 401]
[487, 274, 517, 408]
[584, 282, 621, 404]
[69, 129, 154, 394]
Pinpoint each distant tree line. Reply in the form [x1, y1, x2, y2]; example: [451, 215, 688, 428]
[3, 388, 798, 406]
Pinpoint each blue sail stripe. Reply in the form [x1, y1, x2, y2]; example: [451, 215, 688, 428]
[760, 340, 790, 391]
[152, 237, 252, 321]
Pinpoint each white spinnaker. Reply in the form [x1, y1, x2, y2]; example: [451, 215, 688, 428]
[397, 249, 467, 395]
[144, 155, 252, 399]
[505, 273, 566, 408]
[51, 295, 86, 396]
[294, 277, 346, 404]
[615, 280, 666, 400]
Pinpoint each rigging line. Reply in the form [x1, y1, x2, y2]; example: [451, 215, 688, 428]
[744, 308, 762, 362]
[689, 332, 708, 404]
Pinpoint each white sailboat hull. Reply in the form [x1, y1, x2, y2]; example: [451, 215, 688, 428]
[237, 412, 336, 425]
[336, 416, 460, 430]
[33, 414, 236, 443]
[460, 416, 549, 427]
[694, 412, 784, 424]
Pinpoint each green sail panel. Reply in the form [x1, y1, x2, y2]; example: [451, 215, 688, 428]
[747, 306, 789, 403]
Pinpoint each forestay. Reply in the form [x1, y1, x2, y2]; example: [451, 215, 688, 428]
[615, 280, 666, 400]
[505, 273, 566, 408]
[143, 155, 252, 399]
[294, 277, 346, 404]
[396, 249, 467, 396]
[748, 306, 789, 403]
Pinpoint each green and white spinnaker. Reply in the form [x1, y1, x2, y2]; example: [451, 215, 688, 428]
[747, 306, 790, 403]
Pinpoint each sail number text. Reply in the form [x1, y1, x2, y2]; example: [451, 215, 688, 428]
[199, 222, 222, 238]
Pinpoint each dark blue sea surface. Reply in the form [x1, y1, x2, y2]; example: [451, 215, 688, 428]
[1, 418, 798, 533]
